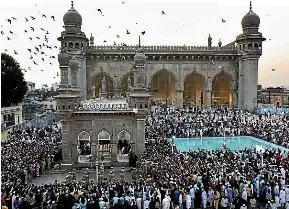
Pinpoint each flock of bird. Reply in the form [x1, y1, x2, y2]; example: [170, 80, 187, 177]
[1, 1, 276, 81]
[1, 9, 59, 78]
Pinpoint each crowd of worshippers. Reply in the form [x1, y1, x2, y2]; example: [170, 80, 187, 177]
[2, 135, 289, 209]
[1, 125, 62, 187]
[2, 106, 289, 209]
[145, 106, 289, 148]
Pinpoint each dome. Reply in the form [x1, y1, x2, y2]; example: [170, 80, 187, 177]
[241, 2, 260, 28]
[63, 2, 82, 26]
[58, 52, 71, 66]
[69, 58, 79, 70]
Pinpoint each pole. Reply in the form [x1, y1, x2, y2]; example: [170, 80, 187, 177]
[96, 139, 99, 184]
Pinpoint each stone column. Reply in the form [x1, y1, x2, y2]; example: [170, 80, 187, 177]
[61, 120, 72, 163]
[175, 89, 184, 108]
[69, 58, 79, 88]
[231, 80, 238, 108]
[204, 87, 212, 108]
[92, 86, 96, 98]
[135, 118, 145, 155]
[111, 128, 118, 163]
[60, 66, 69, 88]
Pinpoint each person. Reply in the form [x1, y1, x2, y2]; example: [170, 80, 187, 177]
[214, 191, 220, 209]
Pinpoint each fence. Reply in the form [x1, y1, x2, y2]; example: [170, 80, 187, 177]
[9, 113, 60, 132]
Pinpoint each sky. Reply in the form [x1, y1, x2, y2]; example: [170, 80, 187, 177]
[0, 0, 288, 89]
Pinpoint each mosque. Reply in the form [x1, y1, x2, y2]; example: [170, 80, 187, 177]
[56, 1, 265, 167]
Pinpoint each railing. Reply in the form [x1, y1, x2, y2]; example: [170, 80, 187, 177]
[8, 113, 60, 132]
[86, 44, 237, 52]
[258, 107, 289, 115]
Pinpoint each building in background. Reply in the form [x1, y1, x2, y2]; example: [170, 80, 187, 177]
[1, 105, 23, 129]
[26, 82, 36, 91]
[52, 82, 60, 91]
[57, 2, 265, 112]
[257, 85, 289, 107]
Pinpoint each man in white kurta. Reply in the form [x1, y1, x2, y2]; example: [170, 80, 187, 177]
[186, 193, 192, 209]
[280, 188, 286, 207]
[202, 190, 207, 209]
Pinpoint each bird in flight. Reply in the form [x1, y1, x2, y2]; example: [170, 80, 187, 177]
[7, 37, 11, 40]
[141, 31, 145, 35]
[116, 35, 120, 38]
[1, 31, 3, 35]
[222, 18, 226, 23]
[14, 50, 18, 55]
[30, 16, 36, 20]
[27, 48, 32, 52]
[126, 29, 130, 34]
[97, 9, 103, 15]
[24, 30, 28, 33]
[7, 19, 12, 24]
[30, 27, 35, 31]
[161, 11, 165, 15]
[33, 61, 38, 65]
[11, 17, 17, 20]
[272, 69, 275, 71]
[42, 14, 47, 18]
[25, 17, 29, 22]
[51, 16, 55, 21]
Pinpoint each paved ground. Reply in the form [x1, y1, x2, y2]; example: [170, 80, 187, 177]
[31, 167, 132, 185]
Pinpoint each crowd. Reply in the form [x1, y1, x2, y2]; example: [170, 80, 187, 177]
[1, 106, 289, 209]
[146, 106, 289, 148]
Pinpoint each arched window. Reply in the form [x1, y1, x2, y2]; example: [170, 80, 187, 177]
[81, 43, 84, 49]
[140, 104, 143, 109]
[75, 42, 80, 49]
[68, 42, 73, 48]
[248, 43, 253, 50]
[68, 105, 70, 109]
[62, 105, 65, 110]
[98, 130, 110, 140]
[145, 104, 148, 108]
[243, 44, 246, 50]
[254, 43, 259, 50]
[77, 131, 91, 159]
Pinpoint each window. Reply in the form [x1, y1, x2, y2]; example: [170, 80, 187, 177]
[140, 104, 143, 109]
[254, 43, 259, 50]
[75, 43, 80, 49]
[68, 42, 73, 48]
[248, 43, 253, 50]
[62, 105, 65, 110]
[145, 104, 148, 108]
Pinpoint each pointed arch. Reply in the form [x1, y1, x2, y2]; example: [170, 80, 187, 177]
[98, 130, 111, 140]
[78, 130, 90, 141]
[150, 69, 177, 105]
[91, 72, 114, 98]
[184, 72, 206, 106]
[118, 130, 131, 141]
[120, 71, 134, 97]
[212, 72, 233, 107]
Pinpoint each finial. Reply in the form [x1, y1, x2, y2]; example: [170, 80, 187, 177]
[71, 1, 74, 8]
[138, 35, 141, 47]
[249, 1, 252, 10]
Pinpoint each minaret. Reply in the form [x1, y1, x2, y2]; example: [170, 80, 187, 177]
[55, 2, 83, 164]
[58, 1, 89, 99]
[129, 36, 151, 114]
[208, 34, 212, 47]
[236, 1, 266, 111]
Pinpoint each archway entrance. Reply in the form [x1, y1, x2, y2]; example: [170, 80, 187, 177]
[92, 73, 114, 98]
[120, 72, 134, 97]
[77, 131, 91, 163]
[183, 73, 204, 106]
[212, 73, 232, 107]
[151, 70, 176, 105]
[98, 130, 111, 162]
[117, 130, 131, 162]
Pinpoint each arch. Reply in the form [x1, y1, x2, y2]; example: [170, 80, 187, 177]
[254, 43, 259, 50]
[78, 130, 90, 141]
[150, 70, 177, 105]
[98, 130, 110, 140]
[248, 43, 253, 50]
[212, 72, 233, 107]
[183, 72, 205, 106]
[243, 44, 246, 50]
[91, 72, 114, 98]
[75, 42, 80, 49]
[77, 131, 91, 159]
[118, 130, 131, 141]
[62, 104, 65, 110]
[120, 71, 134, 97]
[68, 42, 73, 48]
[81, 43, 84, 49]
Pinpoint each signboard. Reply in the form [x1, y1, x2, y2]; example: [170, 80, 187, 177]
[117, 154, 129, 162]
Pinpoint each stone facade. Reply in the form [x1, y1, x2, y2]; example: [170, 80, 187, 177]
[56, 2, 265, 166]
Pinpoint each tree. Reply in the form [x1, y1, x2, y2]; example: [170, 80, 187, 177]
[1, 53, 28, 107]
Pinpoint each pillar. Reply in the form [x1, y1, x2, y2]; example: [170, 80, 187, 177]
[111, 128, 118, 163]
[114, 87, 121, 98]
[60, 66, 69, 88]
[204, 86, 212, 108]
[135, 118, 145, 155]
[61, 120, 72, 163]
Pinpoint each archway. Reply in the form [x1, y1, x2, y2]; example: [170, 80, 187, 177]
[92, 73, 114, 98]
[117, 130, 131, 154]
[120, 72, 134, 97]
[151, 70, 176, 105]
[183, 73, 205, 106]
[212, 73, 232, 107]
[98, 130, 111, 161]
[77, 131, 91, 162]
